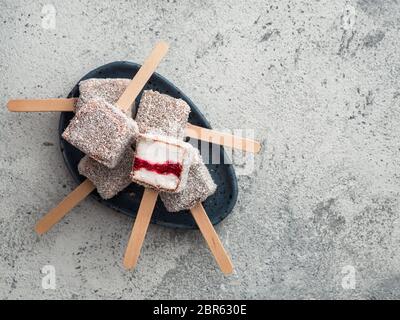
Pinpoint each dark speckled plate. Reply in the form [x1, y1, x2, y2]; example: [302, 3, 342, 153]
[59, 61, 238, 229]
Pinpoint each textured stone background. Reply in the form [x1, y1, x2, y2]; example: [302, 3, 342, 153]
[0, 0, 399, 299]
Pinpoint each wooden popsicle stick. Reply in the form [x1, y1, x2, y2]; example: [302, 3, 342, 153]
[7, 97, 261, 153]
[35, 179, 95, 235]
[185, 123, 261, 154]
[123, 188, 158, 269]
[7, 98, 77, 112]
[116, 41, 169, 112]
[190, 203, 234, 274]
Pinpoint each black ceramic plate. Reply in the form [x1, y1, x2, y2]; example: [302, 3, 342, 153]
[59, 61, 238, 229]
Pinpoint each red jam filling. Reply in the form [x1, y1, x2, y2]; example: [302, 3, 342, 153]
[133, 157, 183, 178]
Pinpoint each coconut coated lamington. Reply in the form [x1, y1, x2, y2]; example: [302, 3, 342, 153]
[62, 98, 138, 168]
[78, 147, 134, 199]
[135, 90, 190, 139]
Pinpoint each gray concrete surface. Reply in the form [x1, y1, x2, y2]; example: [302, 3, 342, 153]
[0, 0, 399, 299]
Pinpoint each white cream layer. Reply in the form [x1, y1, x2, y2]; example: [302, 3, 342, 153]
[133, 135, 186, 190]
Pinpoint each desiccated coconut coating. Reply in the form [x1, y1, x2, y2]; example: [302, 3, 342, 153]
[78, 147, 134, 199]
[160, 148, 217, 212]
[75, 78, 132, 116]
[62, 98, 139, 168]
[135, 90, 190, 139]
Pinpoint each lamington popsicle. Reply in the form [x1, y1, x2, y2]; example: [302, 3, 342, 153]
[75, 79, 137, 199]
[62, 98, 139, 168]
[131, 90, 193, 192]
[124, 90, 232, 273]
[123, 89, 193, 269]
